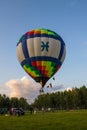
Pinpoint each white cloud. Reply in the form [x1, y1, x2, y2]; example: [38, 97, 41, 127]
[0, 76, 71, 103]
[66, 87, 72, 91]
[0, 76, 40, 103]
[44, 84, 65, 93]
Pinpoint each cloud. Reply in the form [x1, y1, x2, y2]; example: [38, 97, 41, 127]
[0, 76, 40, 103]
[44, 84, 65, 93]
[66, 87, 72, 91]
[52, 84, 65, 91]
[0, 76, 71, 103]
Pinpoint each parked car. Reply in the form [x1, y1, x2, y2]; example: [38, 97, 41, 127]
[0, 108, 8, 114]
[9, 108, 25, 116]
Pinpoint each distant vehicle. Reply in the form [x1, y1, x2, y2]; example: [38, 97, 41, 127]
[9, 108, 25, 116]
[0, 108, 8, 114]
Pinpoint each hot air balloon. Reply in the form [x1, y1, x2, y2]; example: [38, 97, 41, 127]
[16, 28, 66, 92]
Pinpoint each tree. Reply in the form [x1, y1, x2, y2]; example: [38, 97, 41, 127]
[33, 86, 87, 110]
[10, 97, 19, 108]
[19, 97, 29, 110]
[78, 86, 87, 109]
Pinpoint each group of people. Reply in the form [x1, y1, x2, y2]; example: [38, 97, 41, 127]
[29, 107, 45, 114]
[9, 108, 25, 116]
[30, 107, 36, 114]
[9, 107, 53, 116]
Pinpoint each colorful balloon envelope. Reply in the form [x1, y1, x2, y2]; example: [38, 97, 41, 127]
[16, 28, 66, 88]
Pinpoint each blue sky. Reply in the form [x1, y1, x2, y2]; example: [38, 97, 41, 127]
[0, 0, 87, 99]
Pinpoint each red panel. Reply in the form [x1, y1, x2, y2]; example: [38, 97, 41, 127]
[26, 30, 35, 35]
[56, 65, 60, 72]
[31, 61, 36, 66]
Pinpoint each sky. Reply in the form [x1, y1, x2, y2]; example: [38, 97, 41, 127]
[0, 0, 87, 103]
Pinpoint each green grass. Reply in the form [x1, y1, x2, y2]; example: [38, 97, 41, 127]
[0, 110, 87, 130]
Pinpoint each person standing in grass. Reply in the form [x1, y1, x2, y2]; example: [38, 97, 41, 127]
[41, 106, 45, 114]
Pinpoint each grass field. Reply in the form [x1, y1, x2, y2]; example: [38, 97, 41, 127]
[0, 110, 87, 130]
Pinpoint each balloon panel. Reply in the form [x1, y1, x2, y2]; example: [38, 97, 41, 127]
[22, 60, 60, 79]
[16, 28, 66, 86]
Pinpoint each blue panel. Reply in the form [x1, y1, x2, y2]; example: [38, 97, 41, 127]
[21, 56, 62, 66]
[58, 41, 65, 61]
[21, 34, 29, 59]
[31, 56, 58, 62]
[21, 58, 31, 66]
[26, 34, 65, 44]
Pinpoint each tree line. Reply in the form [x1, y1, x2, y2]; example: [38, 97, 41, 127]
[0, 94, 29, 111]
[0, 86, 87, 111]
[33, 86, 87, 110]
